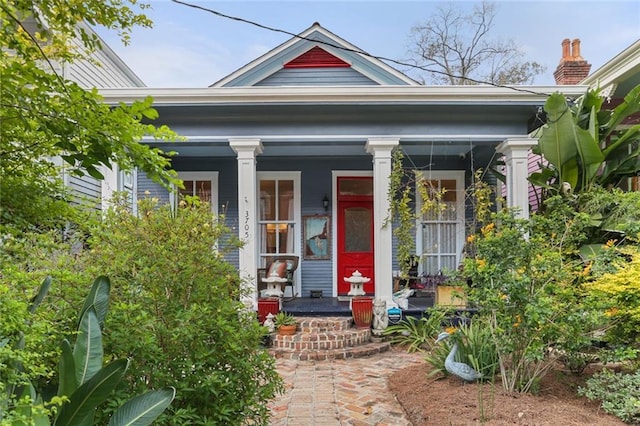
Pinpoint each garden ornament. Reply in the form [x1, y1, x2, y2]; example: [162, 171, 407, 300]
[372, 298, 388, 336]
[435, 331, 483, 382]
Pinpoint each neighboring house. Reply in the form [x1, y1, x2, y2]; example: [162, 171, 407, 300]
[100, 23, 588, 307]
[57, 23, 145, 213]
[527, 38, 640, 210]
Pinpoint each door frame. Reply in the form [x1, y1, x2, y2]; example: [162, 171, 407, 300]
[331, 170, 373, 297]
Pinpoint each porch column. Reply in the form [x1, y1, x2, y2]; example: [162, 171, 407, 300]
[496, 137, 536, 220]
[229, 138, 263, 309]
[366, 137, 399, 304]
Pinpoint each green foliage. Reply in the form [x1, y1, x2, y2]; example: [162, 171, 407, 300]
[2, 276, 175, 425]
[388, 149, 447, 278]
[383, 309, 447, 352]
[578, 368, 640, 424]
[586, 246, 640, 346]
[81, 196, 283, 425]
[273, 312, 297, 327]
[464, 210, 595, 392]
[531, 85, 640, 198]
[0, 277, 57, 424]
[0, 0, 181, 232]
[425, 320, 498, 380]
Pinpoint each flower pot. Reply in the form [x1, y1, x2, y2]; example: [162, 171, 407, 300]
[257, 297, 280, 324]
[278, 324, 297, 335]
[351, 296, 373, 329]
[436, 286, 466, 307]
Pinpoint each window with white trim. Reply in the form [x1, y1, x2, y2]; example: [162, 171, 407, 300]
[173, 172, 219, 215]
[257, 172, 300, 267]
[118, 169, 137, 213]
[416, 171, 465, 275]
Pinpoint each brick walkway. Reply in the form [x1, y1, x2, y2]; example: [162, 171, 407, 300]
[268, 348, 424, 425]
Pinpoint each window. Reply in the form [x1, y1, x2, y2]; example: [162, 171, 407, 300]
[118, 169, 136, 213]
[416, 171, 465, 275]
[258, 172, 300, 267]
[173, 172, 218, 215]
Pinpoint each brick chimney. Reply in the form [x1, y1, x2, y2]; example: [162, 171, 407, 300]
[554, 38, 592, 85]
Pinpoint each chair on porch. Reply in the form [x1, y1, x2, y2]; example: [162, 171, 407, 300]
[257, 255, 299, 301]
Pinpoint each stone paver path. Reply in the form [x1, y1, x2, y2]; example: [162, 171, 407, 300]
[268, 349, 424, 425]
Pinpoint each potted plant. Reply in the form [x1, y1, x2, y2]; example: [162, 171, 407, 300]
[274, 312, 297, 335]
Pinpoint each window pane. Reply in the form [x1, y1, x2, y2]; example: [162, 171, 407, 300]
[339, 178, 373, 196]
[260, 181, 276, 221]
[278, 180, 294, 220]
[345, 207, 371, 252]
[180, 180, 194, 198]
[441, 224, 457, 252]
[441, 179, 457, 202]
[424, 256, 438, 275]
[422, 224, 437, 253]
[278, 224, 295, 253]
[195, 180, 211, 202]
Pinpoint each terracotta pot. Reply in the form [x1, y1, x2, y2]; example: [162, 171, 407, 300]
[351, 296, 373, 329]
[278, 324, 297, 335]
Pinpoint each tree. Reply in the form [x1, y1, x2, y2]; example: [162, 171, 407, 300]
[408, 1, 545, 85]
[0, 0, 181, 232]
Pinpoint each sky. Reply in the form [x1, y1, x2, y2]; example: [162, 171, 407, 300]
[95, 0, 640, 88]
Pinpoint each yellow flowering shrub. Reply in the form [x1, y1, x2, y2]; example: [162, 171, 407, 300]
[587, 247, 640, 345]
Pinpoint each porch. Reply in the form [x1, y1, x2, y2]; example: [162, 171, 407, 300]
[280, 295, 436, 318]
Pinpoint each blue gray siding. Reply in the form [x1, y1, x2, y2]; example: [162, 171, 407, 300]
[137, 172, 170, 205]
[256, 68, 377, 86]
[68, 175, 101, 209]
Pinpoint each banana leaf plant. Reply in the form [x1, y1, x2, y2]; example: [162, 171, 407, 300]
[530, 84, 640, 196]
[8, 276, 175, 426]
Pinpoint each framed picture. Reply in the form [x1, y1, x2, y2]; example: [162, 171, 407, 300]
[303, 215, 330, 260]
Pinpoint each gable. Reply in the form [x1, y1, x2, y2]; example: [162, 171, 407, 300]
[212, 23, 418, 87]
[284, 46, 350, 68]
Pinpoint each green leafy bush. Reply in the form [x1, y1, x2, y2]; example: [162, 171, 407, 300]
[383, 308, 447, 352]
[586, 246, 640, 347]
[578, 368, 640, 424]
[82, 196, 283, 425]
[464, 210, 595, 392]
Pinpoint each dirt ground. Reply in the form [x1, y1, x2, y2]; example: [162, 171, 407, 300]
[388, 360, 625, 425]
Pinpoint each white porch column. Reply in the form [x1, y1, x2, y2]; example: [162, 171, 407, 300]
[229, 138, 263, 308]
[496, 137, 536, 220]
[366, 137, 399, 304]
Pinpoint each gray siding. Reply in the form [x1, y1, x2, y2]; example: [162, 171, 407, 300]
[68, 174, 101, 209]
[66, 31, 144, 88]
[170, 158, 240, 268]
[256, 68, 377, 86]
[137, 172, 171, 205]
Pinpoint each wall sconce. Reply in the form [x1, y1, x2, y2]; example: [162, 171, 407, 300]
[322, 194, 329, 212]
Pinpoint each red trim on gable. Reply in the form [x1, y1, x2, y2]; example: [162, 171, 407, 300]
[284, 46, 351, 68]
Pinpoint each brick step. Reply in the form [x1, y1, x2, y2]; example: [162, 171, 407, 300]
[272, 328, 371, 351]
[269, 341, 391, 361]
[296, 317, 353, 333]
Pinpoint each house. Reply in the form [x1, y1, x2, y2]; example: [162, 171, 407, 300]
[526, 38, 640, 210]
[57, 23, 146, 213]
[99, 23, 589, 308]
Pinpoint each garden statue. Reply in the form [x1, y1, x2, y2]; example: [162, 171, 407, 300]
[372, 298, 388, 336]
[435, 331, 483, 382]
[264, 312, 275, 333]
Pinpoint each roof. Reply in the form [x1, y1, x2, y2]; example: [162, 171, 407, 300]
[581, 39, 640, 98]
[210, 22, 419, 87]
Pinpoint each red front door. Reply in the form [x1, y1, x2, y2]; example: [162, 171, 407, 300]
[336, 177, 374, 295]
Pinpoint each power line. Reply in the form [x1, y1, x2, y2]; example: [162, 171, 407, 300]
[171, 0, 557, 97]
